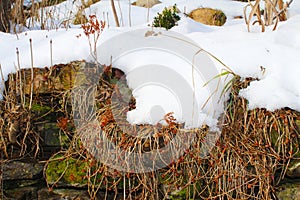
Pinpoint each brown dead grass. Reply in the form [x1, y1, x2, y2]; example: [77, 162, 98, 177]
[1, 63, 299, 199]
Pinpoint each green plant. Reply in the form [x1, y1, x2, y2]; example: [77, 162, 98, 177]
[152, 5, 180, 30]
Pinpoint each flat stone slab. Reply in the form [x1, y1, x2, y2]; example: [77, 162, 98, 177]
[2, 160, 44, 180]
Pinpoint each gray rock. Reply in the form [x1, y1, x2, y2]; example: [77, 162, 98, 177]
[2, 160, 44, 180]
[38, 188, 121, 200]
[4, 186, 38, 200]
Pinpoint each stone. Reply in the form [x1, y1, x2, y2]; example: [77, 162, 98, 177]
[1, 60, 99, 159]
[37, 188, 62, 200]
[6, 60, 87, 95]
[4, 186, 38, 200]
[132, 0, 161, 8]
[287, 161, 300, 178]
[37, 122, 62, 147]
[4, 179, 41, 189]
[277, 182, 300, 200]
[189, 8, 227, 26]
[38, 188, 122, 200]
[2, 160, 44, 180]
[38, 188, 90, 200]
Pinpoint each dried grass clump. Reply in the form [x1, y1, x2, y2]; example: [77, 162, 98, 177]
[201, 76, 300, 199]
[47, 66, 299, 199]
[8, 0, 102, 32]
[0, 73, 40, 158]
[44, 67, 300, 199]
[0, 61, 87, 160]
[244, 0, 293, 32]
[54, 64, 210, 199]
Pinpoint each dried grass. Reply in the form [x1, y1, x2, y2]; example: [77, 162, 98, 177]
[244, 0, 293, 32]
[45, 67, 299, 199]
[0, 63, 299, 199]
[9, 0, 101, 32]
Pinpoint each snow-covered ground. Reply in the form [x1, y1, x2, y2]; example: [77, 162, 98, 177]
[1, 0, 300, 129]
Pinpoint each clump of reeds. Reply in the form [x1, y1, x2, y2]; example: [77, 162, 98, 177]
[244, 0, 293, 32]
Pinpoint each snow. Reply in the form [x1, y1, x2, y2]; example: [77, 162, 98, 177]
[23, 0, 42, 7]
[1, 0, 300, 129]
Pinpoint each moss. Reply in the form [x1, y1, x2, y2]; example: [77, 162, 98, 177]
[64, 159, 87, 184]
[25, 101, 56, 121]
[59, 131, 70, 148]
[169, 188, 187, 200]
[168, 182, 203, 199]
[30, 103, 52, 114]
[46, 155, 88, 186]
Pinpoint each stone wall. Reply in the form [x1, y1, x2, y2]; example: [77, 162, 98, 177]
[1, 60, 300, 199]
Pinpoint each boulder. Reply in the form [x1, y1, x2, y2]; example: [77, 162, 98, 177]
[2, 160, 44, 180]
[4, 186, 38, 200]
[132, 0, 161, 8]
[189, 8, 227, 26]
[38, 188, 90, 200]
[38, 188, 122, 200]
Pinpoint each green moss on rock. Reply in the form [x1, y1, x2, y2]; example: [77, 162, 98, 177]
[46, 155, 88, 186]
[169, 188, 187, 200]
[30, 103, 52, 114]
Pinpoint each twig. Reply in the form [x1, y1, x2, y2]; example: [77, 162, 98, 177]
[128, 0, 131, 27]
[117, 0, 124, 26]
[107, 12, 110, 28]
[147, 0, 150, 22]
[111, 0, 120, 27]
[0, 64, 8, 99]
[50, 39, 53, 67]
[273, 0, 293, 21]
[16, 48, 24, 107]
[29, 38, 34, 109]
[244, 0, 265, 32]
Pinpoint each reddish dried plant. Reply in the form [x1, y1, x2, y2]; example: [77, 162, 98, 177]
[82, 15, 105, 36]
[57, 117, 69, 131]
[81, 15, 106, 60]
[164, 112, 176, 126]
